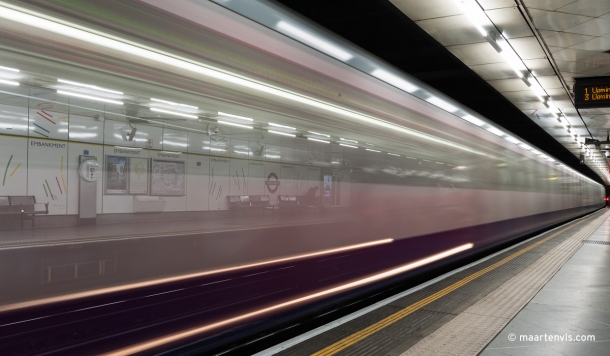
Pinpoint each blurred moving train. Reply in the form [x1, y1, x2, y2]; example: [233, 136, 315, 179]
[0, 0, 604, 354]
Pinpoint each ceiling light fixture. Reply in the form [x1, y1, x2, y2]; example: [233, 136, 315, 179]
[151, 107, 198, 119]
[366, 148, 380, 152]
[308, 131, 330, 137]
[0, 79, 19, 86]
[371, 68, 418, 93]
[340, 143, 357, 148]
[269, 122, 296, 130]
[58, 79, 123, 95]
[388, 153, 400, 156]
[218, 112, 253, 121]
[307, 137, 330, 144]
[268, 130, 295, 137]
[57, 90, 123, 105]
[0, 65, 19, 72]
[340, 138, 358, 143]
[426, 96, 458, 113]
[462, 115, 485, 126]
[216, 120, 253, 129]
[485, 126, 505, 137]
[151, 98, 198, 109]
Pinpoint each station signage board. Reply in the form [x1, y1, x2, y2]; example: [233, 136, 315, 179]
[574, 76, 610, 109]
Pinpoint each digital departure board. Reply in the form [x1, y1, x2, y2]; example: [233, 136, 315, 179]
[574, 76, 610, 109]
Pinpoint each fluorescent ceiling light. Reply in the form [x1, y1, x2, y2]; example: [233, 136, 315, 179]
[366, 148, 380, 152]
[151, 98, 197, 109]
[0, 79, 19, 86]
[0, 4, 487, 158]
[308, 131, 329, 137]
[268, 130, 295, 137]
[151, 107, 198, 119]
[388, 153, 400, 156]
[371, 69, 418, 93]
[57, 90, 123, 105]
[217, 120, 253, 129]
[234, 150, 252, 155]
[265, 154, 281, 159]
[269, 122, 295, 130]
[340, 143, 357, 148]
[436, 162, 444, 164]
[519, 143, 533, 150]
[204, 147, 227, 152]
[331, 161, 340, 164]
[406, 156, 417, 159]
[485, 126, 505, 137]
[218, 112, 253, 121]
[365, 143, 374, 146]
[426, 96, 458, 113]
[0, 65, 19, 72]
[308, 137, 330, 143]
[454, 0, 491, 36]
[276, 20, 352, 61]
[340, 138, 358, 143]
[58, 79, 123, 94]
[462, 115, 485, 126]
[504, 136, 520, 144]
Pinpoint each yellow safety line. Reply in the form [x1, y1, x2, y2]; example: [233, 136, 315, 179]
[312, 217, 588, 356]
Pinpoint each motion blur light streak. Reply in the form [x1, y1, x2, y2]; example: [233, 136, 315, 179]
[0, 2, 491, 158]
[269, 122, 296, 130]
[276, 20, 353, 61]
[0, 239, 394, 313]
[216, 120, 252, 129]
[218, 112, 253, 121]
[151, 98, 198, 109]
[308, 131, 330, 137]
[308, 137, 330, 144]
[57, 90, 123, 105]
[0, 65, 19, 72]
[103, 243, 472, 356]
[340, 143, 357, 148]
[269, 130, 295, 137]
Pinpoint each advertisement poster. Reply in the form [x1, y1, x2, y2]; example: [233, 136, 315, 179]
[151, 159, 185, 196]
[129, 157, 149, 195]
[105, 155, 128, 194]
[323, 174, 332, 197]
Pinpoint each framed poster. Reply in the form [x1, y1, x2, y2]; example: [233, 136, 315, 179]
[150, 159, 185, 196]
[129, 157, 149, 195]
[323, 174, 332, 197]
[105, 155, 128, 194]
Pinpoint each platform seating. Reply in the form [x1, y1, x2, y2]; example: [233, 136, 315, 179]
[0, 196, 49, 230]
[279, 195, 319, 214]
[228, 195, 276, 216]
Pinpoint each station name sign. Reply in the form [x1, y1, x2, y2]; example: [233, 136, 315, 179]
[574, 76, 610, 109]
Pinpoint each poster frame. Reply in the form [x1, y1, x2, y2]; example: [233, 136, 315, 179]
[128, 157, 149, 195]
[104, 155, 128, 195]
[149, 158, 186, 196]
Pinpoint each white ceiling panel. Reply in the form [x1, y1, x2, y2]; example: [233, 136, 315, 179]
[546, 88, 571, 99]
[551, 47, 597, 61]
[570, 36, 610, 51]
[485, 7, 533, 39]
[469, 62, 520, 80]
[478, 0, 517, 10]
[578, 64, 610, 76]
[523, 0, 578, 12]
[503, 90, 543, 102]
[565, 18, 610, 36]
[446, 42, 504, 65]
[487, 78, 532, 92]
[512, 101, 546, 110]
[507, 37, 547, 59]
[542, 31, 596, 47]
[523, 58, 556, 76]
[576, 52, 610, 65]
[533, 11, 593, 31]
[388, 0, 462, 21]
[557, 0, 610, 18]
[536, 75, 563, 88]
[416, 15, 486, 46]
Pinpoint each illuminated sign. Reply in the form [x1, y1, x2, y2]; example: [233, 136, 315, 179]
[574, 76, 610, 109]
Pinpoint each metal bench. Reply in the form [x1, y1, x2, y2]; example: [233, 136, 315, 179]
[0, 196, 49, 229]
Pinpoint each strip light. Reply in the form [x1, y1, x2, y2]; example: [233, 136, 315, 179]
[276, 20, 353, 61]
[340, 138, 358, 143]
[58, 79, 123, 95]
[0, 79, 19, 86]
[371, 68, 418, 93]
[151, 98, 198, 109]
[57, 90, 123, 105]
[388, 153, 400, 156]
[308, 131, 330, 137]
[426, 96, 458, 113]
[218, 112, 253, 121]
[102, 243, 473, 355]
[217, 120, 253, 129]
[308, 137, 330, 144]
[0, 2, 495, 158]
[366, 148, 381, 152]
[269, 122, 296, 130]
[268, 130, 295, 137]
[151, 107, 198, 119]
[462, 115, 485, 127]
[340, 143, 357, 148]
[0, 65, 19, 72]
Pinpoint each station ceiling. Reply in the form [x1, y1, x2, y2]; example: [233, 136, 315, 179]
[276, 0, 610, 185]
